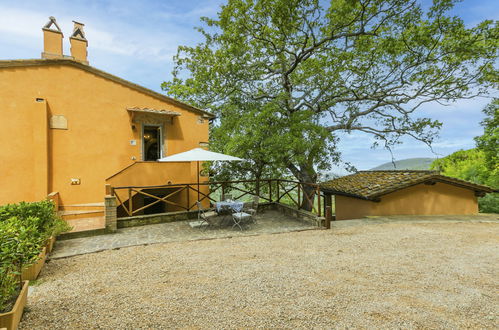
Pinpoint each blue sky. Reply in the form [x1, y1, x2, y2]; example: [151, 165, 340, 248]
[1, 0, 497, 172]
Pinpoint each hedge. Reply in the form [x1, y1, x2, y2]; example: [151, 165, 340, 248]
[0, 200, 70, 312]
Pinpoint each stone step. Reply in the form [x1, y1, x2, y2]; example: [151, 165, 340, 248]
[59, 202, 104, 211]
[63, 216, 106, 233]
[60, 210, 104, 220]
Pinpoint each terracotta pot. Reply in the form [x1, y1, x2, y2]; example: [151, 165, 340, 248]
[0, 280, 29, 330]
[45, 236, 56, 254]
[21, 247, 47, 281]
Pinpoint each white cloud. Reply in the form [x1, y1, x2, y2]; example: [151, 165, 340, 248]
[156, 4, 219, 20]
[0, 4, 185, 61]
[0, 7, 42, 39]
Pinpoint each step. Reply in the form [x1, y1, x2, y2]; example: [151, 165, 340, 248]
[60, 210, 104, 220]
[59, 202, 105, 211]
[59, 216, 107, 240]
[64, 216, 106, 233]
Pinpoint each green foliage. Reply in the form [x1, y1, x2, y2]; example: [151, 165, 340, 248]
[431, 149, 489, 184]
[431, 149, 498, 213]
[0, 199, 70, 312]
[0, 265, 18, 313]
[0, 200, 69, 241]
[475, 98, 499, 172]
[0, 217, 43, 312]
[163, 0, 498, 210]
[478, 193, 499, 214]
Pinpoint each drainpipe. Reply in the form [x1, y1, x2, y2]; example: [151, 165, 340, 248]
[33, 98, 49, 200]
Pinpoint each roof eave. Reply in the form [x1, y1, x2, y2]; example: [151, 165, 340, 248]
[369, 175, 496, 199]
[320, 188, 378, 201]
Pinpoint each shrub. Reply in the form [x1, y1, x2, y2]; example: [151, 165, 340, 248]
[0, 199, 71, 312]
[431, 149, 498, 214]
[0, 267, 18, 313]
[0, 217, 43, 312]
[0, 199, 71, 241]
[478, 193, 499, 214]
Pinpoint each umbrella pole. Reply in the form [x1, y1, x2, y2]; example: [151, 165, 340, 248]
[197, 161, 200, 202]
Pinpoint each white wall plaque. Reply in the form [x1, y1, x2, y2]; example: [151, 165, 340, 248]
[49, 115, 68, 130]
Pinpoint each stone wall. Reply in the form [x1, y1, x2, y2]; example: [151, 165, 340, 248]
[270, 202, 323, 227]
[118, 209, 199, 228]
[115, 201, 323, 229]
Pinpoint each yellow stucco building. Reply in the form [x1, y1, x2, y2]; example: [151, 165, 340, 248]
[320, 171, 496, 220]
[0, 17, 212, 215]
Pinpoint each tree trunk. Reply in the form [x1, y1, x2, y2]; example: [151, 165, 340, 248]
[255, 176, 261, 197]
[287, 163, 318, 211]
[253, 167, 263, 197]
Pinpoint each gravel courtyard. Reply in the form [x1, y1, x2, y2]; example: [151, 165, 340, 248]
[21, 222, 498, 329]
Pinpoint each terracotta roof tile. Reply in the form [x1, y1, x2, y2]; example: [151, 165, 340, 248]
[320, 170, 496, 200]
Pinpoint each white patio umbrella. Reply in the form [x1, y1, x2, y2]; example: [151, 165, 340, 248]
[158, 148, 244, 201]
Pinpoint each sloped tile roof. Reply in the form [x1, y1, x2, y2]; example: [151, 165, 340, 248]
[320, 170, 496, 200]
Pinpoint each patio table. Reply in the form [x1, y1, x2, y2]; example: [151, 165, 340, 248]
[215, 200, 244, 213]
[215, 201, 247, 228]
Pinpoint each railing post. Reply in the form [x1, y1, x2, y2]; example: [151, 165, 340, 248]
[297, 183, 301, 210]
[323, 194, 326, 217]
[105, 184, 112, 196]
[325, 206, 331, 229]
[325, 193, 332, 216]
[276, 180, 280, 202]
[128, 188, 133, 216]
[317, 186, 321, 217]
[187, 184, 190, 210]
[268, 180, 272, 202]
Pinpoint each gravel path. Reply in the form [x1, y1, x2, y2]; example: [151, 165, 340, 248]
[52, 210, 317, 259]
[21, 222, 498, 329]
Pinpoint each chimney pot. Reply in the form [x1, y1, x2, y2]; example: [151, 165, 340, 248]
[69, 20, 88, 64]
[41, 17, 63, 59]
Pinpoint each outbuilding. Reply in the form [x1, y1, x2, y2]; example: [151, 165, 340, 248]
[320, 171, 496, 220]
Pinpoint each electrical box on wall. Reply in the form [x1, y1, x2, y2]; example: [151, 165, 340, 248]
[70, 178, 81, 185]
[130, 140, 137, 146]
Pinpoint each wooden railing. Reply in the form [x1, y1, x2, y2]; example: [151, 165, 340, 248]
[110, 179, 322, 218]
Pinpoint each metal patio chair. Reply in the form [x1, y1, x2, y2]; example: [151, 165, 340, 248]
[231, 210, 252, 231]
[196, 201, 219, 230]
[243, 196, 259, 223]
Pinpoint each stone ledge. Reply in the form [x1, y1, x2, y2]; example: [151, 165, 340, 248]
[118, 209, 199, 228]
[115, 202, 321, 229]
[271, 202, 321, 227]
[58, 228, 108, 240]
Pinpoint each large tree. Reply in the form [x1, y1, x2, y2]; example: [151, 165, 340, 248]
[475, 98, 499, 174]
[163, 0, 498, 209]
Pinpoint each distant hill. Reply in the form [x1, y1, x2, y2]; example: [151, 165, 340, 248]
[318, 172, 341, 181]
[370, 158, 436, 171]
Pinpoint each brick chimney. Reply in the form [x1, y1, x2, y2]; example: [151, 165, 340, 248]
[41, 17, 63, 59]
[69, 21, 88, 64]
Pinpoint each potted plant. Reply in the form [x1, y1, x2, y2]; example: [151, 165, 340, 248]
[0, 217, 42, 329]
[0, 200, 71, 258]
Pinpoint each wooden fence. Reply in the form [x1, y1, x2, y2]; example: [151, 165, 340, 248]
[110, 179, 323, 218]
